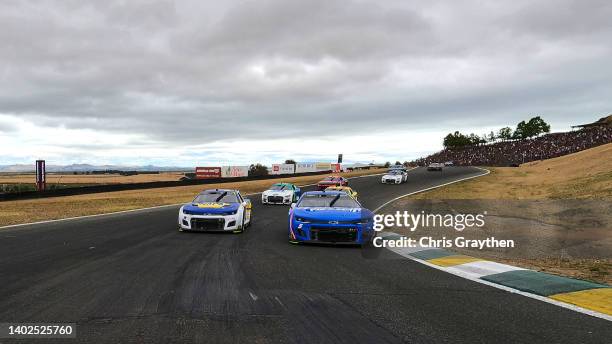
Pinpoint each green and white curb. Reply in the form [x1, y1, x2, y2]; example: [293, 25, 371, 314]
[379, 232, 612, 321]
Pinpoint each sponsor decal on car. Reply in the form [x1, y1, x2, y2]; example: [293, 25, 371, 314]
[194, 202, 230, 208]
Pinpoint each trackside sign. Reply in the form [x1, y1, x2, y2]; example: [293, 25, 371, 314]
[195, 167, 221, 179]
[271, 164, 295, 175]
[221, 166, 249, 178]
[295, 162, 316, 173]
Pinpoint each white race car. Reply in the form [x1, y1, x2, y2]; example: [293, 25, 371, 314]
[178, 189, 252, 233]
[381, 170, 408, 184]
[262, 182, 301, 205]
[427, 163, 444, 171]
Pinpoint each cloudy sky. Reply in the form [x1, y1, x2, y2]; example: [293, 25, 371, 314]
[1, 0, 611, 167]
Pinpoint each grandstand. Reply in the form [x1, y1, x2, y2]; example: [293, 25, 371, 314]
[416, 120, 612, 167]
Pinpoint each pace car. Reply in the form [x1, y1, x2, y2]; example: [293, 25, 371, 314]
[178, 189, 252, 233]
[381, 169, 408, 184]
[288, 191, 375, 246]
[262, 182, 301, 205]
[325, 185, 358, 199]
[316, 175, 349, 190]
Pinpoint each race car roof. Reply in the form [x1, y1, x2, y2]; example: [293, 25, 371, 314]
[302, 190, 346, 196]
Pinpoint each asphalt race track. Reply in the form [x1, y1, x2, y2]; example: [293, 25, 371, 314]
[0, 167, 610, 343]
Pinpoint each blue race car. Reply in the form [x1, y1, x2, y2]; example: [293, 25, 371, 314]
[288, 191, 375, 246]
[178, 189, 252, 233]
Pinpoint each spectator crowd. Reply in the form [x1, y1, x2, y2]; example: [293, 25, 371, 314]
[415, 126, 612, 167]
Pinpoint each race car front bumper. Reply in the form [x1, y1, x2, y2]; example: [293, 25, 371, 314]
[381, 178, 402, 184]
[262, 194, 293, 204]
[179, 213, 241, 231]
[289, 222, 374, 245]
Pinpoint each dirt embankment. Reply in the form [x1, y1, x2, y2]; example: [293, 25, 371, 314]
[387, 143, 612, 284]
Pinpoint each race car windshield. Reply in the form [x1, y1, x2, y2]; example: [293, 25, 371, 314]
[298, 194, 359, 208]
[193, 192, 239, 203]
[269, 184, 287, 190]
[323, 177, 337, 181]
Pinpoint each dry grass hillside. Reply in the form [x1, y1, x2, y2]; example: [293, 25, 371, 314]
[396, 143, 612, 283]
[412, 142, 612, 199]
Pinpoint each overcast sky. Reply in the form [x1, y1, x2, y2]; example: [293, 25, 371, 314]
[1, 0, 611, 166]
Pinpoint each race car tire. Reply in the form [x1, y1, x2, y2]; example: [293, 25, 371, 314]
[233, 215, 246, 234]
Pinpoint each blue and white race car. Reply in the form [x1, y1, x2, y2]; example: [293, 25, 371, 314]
[288, 191, 375, 246]
[178, 189, 252, 233]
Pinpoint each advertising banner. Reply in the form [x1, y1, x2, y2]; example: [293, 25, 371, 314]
[221, 165, 249, 178]
[271, 163, 295, 175]
[315, 162, 332, 171]
[295, 162, 316, 173]
[331, 163, 342, 173]
[195, 166, 222, 179]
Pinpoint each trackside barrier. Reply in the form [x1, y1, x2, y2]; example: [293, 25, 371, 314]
[0, 170, 337, 202]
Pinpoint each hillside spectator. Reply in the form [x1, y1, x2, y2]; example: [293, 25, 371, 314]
[415, 126, 612, 167]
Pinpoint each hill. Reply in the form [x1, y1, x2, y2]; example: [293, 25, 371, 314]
[412, 142, 612, 199]
[416, 126, 612, 167]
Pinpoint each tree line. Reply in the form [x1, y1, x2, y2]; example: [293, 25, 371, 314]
[443, 116, 551, 149]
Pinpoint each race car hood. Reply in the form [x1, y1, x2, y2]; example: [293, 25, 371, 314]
[292, 207, 369, 222]
[383, 174, 401, 179]
[263, 189, 293, 196]
[182, 202, 240, 215]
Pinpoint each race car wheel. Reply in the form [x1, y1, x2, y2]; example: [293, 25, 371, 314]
[246, 211, 252, 228]
[233, 212, 247, 233]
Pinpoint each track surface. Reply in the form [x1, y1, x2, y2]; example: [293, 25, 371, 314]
[0, 167, 610, 343]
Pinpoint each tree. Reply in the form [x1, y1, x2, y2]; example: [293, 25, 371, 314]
[514, 116, 551, 139]
[468, 133, 485, 145]
[443, 131, 471, 149]
[384, 161, 391, 168]
[487, 131, 496, 143]
[497, 127, 513, 141]
[395, 161, 402, 166]
[527, 116, 550, 136]
[284, 159, 296, 164]
[248, 163, 268, 177]
[513, 120, 528, 139]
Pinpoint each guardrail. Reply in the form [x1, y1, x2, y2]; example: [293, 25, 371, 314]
[0, 171, 333, 202]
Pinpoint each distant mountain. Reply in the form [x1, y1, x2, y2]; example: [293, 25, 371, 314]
[0, 164, 192, 173]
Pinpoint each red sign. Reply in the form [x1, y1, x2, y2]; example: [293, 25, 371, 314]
[331, 163, 341, 173]
[36, 160, 46, 191]
[195, 167, 221, 179]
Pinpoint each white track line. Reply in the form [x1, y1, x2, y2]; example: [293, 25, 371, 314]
[372, 166, 612, 322]
[0, 172, 386, 230]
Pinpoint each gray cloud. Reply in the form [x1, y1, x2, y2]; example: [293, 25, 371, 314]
[1, 0, 611, 160]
